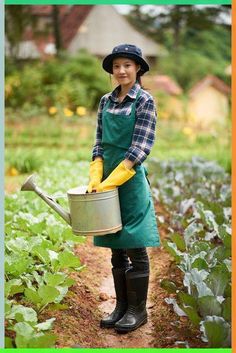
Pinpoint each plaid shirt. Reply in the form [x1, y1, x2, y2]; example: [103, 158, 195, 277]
[92, 82, 157, 165]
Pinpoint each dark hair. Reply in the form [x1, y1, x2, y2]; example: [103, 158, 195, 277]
[136, 73, 143, 87]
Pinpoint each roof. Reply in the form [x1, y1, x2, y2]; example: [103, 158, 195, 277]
[153, 75, 182, 95]
[60, 6, 94, 48]
[189, 75, 231, 97]
[30, 5, 72, 16]
[67, 5, 164, 57]
[154, 75, 182, 95]
[29, 5, 94, 48]
[15, 5, 164, 59]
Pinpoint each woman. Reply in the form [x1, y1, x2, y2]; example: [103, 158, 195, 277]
[87, 44, 160, 333]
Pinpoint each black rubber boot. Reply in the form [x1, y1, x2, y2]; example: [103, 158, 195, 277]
[100, 268, 128, 328]
[114, 269, 149, 333]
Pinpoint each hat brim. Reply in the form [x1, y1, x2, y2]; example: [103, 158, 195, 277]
[102, 52, 149, 76]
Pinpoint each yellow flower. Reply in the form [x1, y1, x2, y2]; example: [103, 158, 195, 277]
[76, 106, 87, 117]
[183, 127, 193, 136]
[8, 167, 19, 176]
[63, 108, 74, 117]
[48, 106, 57, 115]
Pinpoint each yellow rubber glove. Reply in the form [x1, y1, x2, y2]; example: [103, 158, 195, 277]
[96, 161, 136, 192]
[87, 159, 103, 192]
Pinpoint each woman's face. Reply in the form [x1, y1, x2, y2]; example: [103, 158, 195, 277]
[112, 57, 140, 87]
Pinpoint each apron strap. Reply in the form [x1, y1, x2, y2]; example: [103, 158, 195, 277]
[103, 97, 111, 111]
[131, 89, 142, 116]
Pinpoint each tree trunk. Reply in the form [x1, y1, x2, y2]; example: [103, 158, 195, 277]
[172, 5, 181, 52]
[52, 5, 61, 56]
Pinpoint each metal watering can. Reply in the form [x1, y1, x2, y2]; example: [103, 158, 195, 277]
[21, 175, 122, 236]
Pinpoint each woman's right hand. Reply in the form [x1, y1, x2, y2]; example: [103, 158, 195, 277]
[87, 158, 103, 193]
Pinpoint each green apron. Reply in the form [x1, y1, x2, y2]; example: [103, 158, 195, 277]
[93, 90, 160, 249]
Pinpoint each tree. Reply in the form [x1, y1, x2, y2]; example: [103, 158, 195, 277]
[126, 5, 231, 51]
[52, 6, 62, 55]
[5, 5, 63, 61]
[5, 6, 35, 60]
[125, 5, 231, 88]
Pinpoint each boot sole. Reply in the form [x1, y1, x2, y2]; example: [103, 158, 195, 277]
[100, 311, 127, 329]
[115, 317, 148, 333]
[100, 321, 116, 329]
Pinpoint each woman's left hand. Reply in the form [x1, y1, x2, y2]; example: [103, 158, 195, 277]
[96, 160, 136, 192]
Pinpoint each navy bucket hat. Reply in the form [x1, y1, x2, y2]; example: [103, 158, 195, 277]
[102, 44, 149, 76]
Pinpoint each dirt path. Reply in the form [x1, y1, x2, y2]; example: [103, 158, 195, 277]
[46, 203, 206, 349]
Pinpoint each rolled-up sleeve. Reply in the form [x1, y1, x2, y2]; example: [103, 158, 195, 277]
[125, 97, 157, 165]
[92, 96, 106, 160]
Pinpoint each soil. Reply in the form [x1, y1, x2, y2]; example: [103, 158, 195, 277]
[5, 179, 206, 348]
[41, 203, 207, 349]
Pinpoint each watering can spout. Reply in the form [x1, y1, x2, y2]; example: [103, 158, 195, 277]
[21, 175, 71, 225]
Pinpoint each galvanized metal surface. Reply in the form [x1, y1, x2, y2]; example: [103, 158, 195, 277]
[21, 176, 122, 236]
[67, 186, 122, 236]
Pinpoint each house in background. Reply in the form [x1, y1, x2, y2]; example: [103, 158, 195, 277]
[142, 75, 184, 119]
[187, 75, 231, 126]
[5, 5, 167, 65]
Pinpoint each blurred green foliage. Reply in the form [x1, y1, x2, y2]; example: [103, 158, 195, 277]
[7, 150, 43, 174]
[5, 50, 111, 113]
[158, 25, 231, 90]
[126, 5, 231, 90]
[5, 116, 231, 175]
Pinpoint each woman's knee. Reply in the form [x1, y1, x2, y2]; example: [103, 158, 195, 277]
[126, 248, 149, 272]
[111, 249, 129, 269]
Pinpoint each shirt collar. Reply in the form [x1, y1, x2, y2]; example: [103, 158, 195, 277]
[109, 82, 141, 103]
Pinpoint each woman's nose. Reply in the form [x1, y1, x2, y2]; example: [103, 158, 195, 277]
[119, 66, 125, 74]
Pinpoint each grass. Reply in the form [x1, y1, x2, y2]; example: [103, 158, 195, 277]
[149, 119, 231, 173]
[5, 114, 231, 176]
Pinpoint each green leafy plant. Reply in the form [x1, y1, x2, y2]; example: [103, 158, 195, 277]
[5, 160, 88, 347]
[149, 157, 231, 347]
